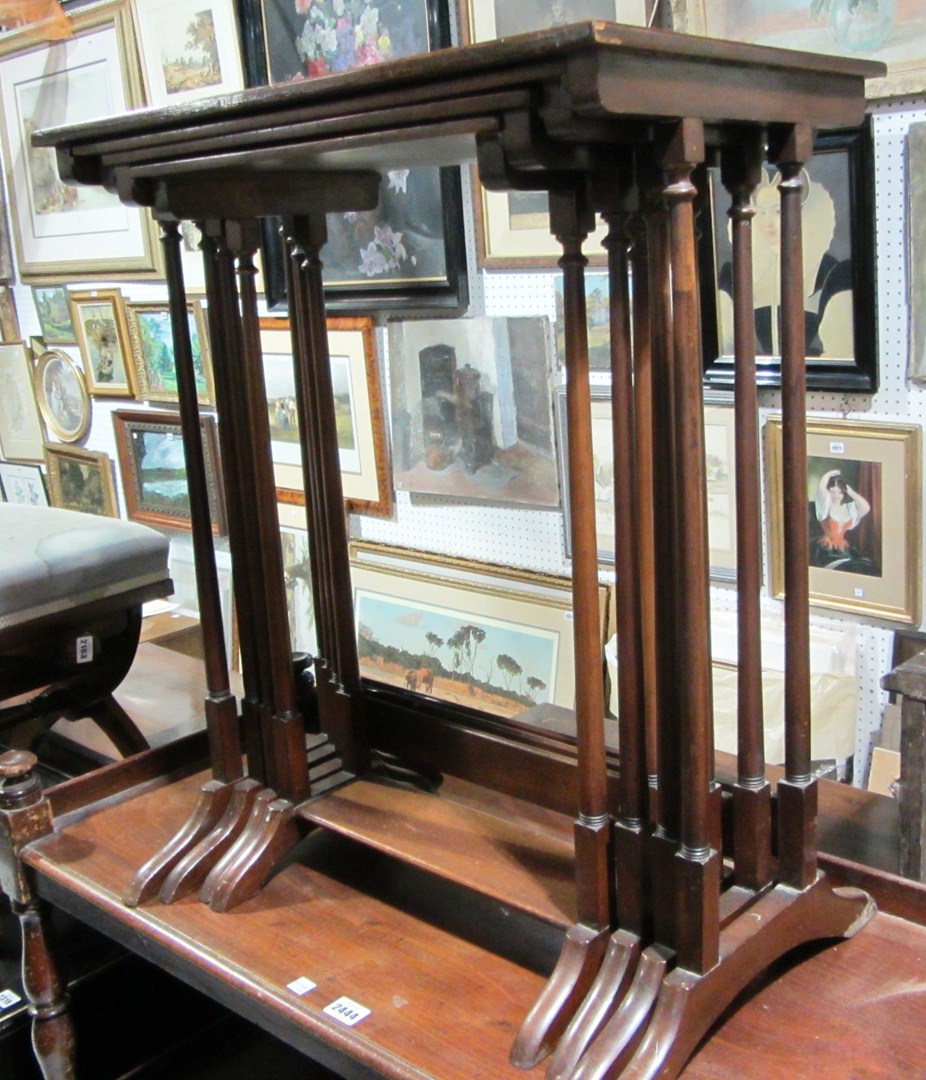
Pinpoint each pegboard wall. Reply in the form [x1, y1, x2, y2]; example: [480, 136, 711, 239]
[8, 88, 926, 790]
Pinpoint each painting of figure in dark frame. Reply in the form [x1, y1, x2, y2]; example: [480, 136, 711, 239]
[237, 0, 467, 313]
[700, 122, 877, 392]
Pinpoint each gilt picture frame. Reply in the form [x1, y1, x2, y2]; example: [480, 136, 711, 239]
[0, 0, 161, 280]
[125, 299, 214, 405]
[44, 443, 118, 517]
[765, 416, 921, 624]
[261, 316, 393, 518]
[350, 541, 607, 722]
[236, 0, 467, 314]
[699, 123, 877, 393]
[69, 288, 138, 398]
[113, 408, 226, 534]
[0, 342, 44, 461]
[33, 348, 90, 443]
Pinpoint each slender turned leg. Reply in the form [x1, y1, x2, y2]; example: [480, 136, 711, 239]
[0, 752, 75, 1080]
[511, 188, 613, 1070]
[124, 220, 245, 907]
[770, 124, 818, 891]
[720, 137, 773, 892]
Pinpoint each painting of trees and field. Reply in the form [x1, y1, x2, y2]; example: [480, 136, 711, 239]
[354, 588, 559, 718]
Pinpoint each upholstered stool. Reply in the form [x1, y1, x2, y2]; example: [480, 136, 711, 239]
[0, 505, 173, 758]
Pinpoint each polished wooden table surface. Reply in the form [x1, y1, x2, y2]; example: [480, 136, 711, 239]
[18, 764, 926, 1080]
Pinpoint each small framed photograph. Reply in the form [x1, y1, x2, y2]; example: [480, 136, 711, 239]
[350, 541, 608, 721]
[31, 285, 76, 344]
[44, 443, 118, 517]
[766, 416, 921, 623]
[33, 349, 90, 443]
[261, 316, 392, 517]
[0, 342, 44, 461]
[112, 408, 225, 534]
[125, 299, 214, 405]
[69, 288, 137, 398]
[132, 0, 244, 107]
[0, 460, 48, 505]
[388, 315, 560, 507]
[699, 123, 877, 393]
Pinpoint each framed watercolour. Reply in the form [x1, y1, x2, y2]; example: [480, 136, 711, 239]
[0, 171, 12, 280]
[261, 317, 392, 518]
[33, 349, 90, 443]
[44, 443, 118, 517]
[0, 460, 48, 505]
[0, 0, 161, 280]
[461, 0, 648, 42]
[32, 285, 76, 344]
[69, 288, 137, 398]
[389, 316, 559, 507]
[125, 299, 214, 405]
[700, 123, 877, 393]
[676, 1, 926, 100]
[113, 408, 226, 534]
[132, 0, 244, 107]
[350, 542, 607, 721]
[236, 0, 468, 314]
[555, 272, 612, 369]
[765, 416, 921, 624]
[554, 386, 737, 577]
[280, 515, 318, 658]
[0, 343, 44, 461]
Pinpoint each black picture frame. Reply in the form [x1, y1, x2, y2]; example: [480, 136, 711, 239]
[699, 120, 877, 393]
[235, 0, 468, 316]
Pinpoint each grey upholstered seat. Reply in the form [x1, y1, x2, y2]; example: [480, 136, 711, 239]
[0, 505, 170, 634]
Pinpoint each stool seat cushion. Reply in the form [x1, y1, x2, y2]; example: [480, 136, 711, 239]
[0, 505, 171, 632]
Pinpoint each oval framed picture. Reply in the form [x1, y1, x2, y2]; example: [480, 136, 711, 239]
[34, 349, 91, 443]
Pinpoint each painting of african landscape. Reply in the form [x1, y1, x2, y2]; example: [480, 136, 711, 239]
[350, 549, 581, 718]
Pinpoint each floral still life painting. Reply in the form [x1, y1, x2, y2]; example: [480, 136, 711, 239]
[256, 0, 452, 291]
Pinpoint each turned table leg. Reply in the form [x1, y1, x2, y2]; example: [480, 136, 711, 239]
[0, 751, 75, 1080]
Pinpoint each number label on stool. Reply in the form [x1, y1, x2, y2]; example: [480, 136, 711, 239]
[323, 996, 371, 1026]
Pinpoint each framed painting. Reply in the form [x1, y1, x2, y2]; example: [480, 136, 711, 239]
[554, 385, 736, 577]
[700, 123, 877, 393]
[0, 460, 48, 505]
[112, 408, 226, 534]
[33, 348, 90, 443]
[0, 284, 19, 342]
[350, 542, 608, 721]
[44, 443, 118, 517]
[132, 0, 244, 106]
[236, 0, 468, 314]
[677, 0, 926, 99]
[765, 416, 921, 624]
[908, 121, 926, 385]
[554, 271, 612, 369]
[0, 0, 161, 280]
[0, 342, 44, 461]
[388, 315, 560, 507]
[261, 317, 392, 518]
[280, 514, 318, 658]
[69, 288, 138, 398]
[31, 285, 76, 344]
[125, 299, 214, 405]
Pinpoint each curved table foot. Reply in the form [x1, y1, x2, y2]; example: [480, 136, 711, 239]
[159, 778, 263, 903]
[510, 922, 611, 1069]
[546, 928, 641, 1080]
[123, 779, 237, 906]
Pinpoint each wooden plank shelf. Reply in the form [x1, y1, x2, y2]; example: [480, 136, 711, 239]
[298, 776, 577, 930]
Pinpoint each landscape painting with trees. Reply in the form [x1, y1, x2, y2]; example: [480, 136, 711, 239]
[353, 587, 560, 718]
